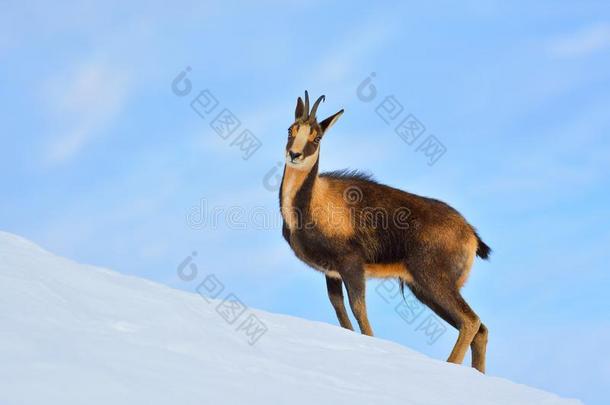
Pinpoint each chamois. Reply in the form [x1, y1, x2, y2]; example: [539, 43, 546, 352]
[279, 91, 491, 373]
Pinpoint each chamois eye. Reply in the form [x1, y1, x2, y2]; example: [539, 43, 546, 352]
[313, 136, 321, 144]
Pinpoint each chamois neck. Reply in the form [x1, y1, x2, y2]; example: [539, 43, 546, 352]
[283, 157, 319, 183]
[279, 155, 320, 228]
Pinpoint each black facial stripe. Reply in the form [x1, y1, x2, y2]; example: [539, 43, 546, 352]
[302, 141, 317, 156]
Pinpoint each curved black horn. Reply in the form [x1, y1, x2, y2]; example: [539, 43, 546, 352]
[303, 91, 310, 119]
[309, 95, 325, 122]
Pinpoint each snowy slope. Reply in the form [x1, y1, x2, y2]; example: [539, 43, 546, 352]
[0, 231, 583, 405]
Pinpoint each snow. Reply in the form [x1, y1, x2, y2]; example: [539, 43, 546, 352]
[0, 231, 583, 405]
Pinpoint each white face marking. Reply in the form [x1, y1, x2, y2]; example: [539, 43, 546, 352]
[291, 124, 310, 152]
[286, 123, 318, 170]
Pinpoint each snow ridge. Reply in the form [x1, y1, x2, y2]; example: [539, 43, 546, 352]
[0, 232, 582, 405]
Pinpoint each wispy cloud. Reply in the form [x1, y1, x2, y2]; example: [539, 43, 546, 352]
[549, 22, 610, 58]
[42, 60, 130, 164]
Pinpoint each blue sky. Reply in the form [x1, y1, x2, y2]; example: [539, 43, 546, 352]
[1, 1, 609, 403]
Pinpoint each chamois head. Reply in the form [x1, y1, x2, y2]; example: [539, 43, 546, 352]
[285, 91, 344, 169]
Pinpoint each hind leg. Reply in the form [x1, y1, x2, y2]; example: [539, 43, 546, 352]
[444, 291, 480, 365]
[470, 323, 488, 373]
[410, 279, 482, 369]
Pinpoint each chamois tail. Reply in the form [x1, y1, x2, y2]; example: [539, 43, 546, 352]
[475, 231, 491, 260]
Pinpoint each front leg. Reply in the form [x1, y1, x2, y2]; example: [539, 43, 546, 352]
[341, 262, 373, 336]
[325, 275, 354, 330]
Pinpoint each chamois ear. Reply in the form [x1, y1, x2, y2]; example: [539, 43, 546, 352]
[295, 97, 305, 120]
[319, 109, 344, 133]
